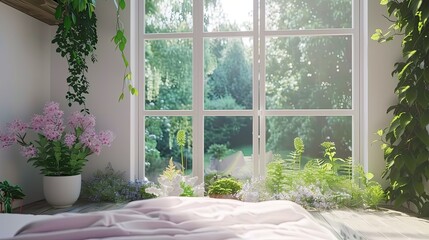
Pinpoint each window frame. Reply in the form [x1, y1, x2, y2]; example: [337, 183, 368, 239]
[136, 0, 362, 181]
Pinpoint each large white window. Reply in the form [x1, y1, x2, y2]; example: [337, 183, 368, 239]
[137, 0, 361, 182]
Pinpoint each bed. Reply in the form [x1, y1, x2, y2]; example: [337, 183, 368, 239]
[2, 197, 338, 240]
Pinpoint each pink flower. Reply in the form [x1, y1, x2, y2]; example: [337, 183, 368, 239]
[8, 120, 28, 135]
[1, 101, 114, 163]
[79, 129, 102, 154]
[43, 102, 60, 115]
[21, 145, 37, 158]
[0, 133, 16, 148]
[42, 124, 62, 141]
[82, 115, 96, 129]
[64, 133, 76, 147]
[90, 139, 102, 155]
[68, 112, 96, 130]
[30, 114, 45, 132]
[99, 130, 115, 147]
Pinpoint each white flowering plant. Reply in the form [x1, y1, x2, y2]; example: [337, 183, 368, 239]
[0, 102, 114, 176]
[146, 158, 204, 197]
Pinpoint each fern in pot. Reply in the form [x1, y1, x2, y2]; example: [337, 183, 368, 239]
[208, 178, 242, 199]
[0, 102, 114, 208]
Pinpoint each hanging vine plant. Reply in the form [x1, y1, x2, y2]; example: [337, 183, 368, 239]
[372, 0, 429, 216]
[52, 0, 137, 113]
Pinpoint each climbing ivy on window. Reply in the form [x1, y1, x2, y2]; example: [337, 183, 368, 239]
[373, 0, 429, 216]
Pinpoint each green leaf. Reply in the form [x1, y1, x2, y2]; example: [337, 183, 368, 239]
[377, 129, 384, 137]
[371, 32, 381, 41]
[64, 15, 71, 31]
[71, 12, 76, 24]
[405, 88, 417, 105]
[421, 202, 429, 217]
[421, 112, 429, 126]
[389, 114, 402, 131]
[119, 0, 126, 10]
[410, 0, 422, 15]
[422, 5, 429, 24]
[371, 29, 383, 41]
[394, 195, 408, 207]
[416, 151, 428, 165]
[114, 30, 123, 44]
[118, 93, 125, 102]
[394, 126, 405, 140]
[365, 172, 374, 181]
[55, 5, 63, 20]
[380, 0, 388, 6]
[405, 50, 417, 59]
[398, 61, 413, 80]
[416, 129, 429, 147]
[405, 156, 417, 173]
[131, 88, 138, 95]
[424, 69, 429, 82]
[415, 182, 425, 195]
[119, 41, 126, 52]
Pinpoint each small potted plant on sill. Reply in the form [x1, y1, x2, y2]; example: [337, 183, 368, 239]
[0, 102, 114, 208]
[208, 178, 242, 200]
[0, 180, 25, 213]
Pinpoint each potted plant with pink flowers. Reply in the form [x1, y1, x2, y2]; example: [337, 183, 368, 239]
[0, 102, 114, 208]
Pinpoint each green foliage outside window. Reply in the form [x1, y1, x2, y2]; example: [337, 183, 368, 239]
[144, 0, 355, 178]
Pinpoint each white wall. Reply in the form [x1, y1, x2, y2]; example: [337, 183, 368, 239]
[366, 1, 402, 187]
[0, 0, 409, 205]
[50, 1, 132, 180]
[0, 3, 52, 204]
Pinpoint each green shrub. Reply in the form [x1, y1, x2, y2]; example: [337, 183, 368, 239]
[207, 144, 230, 160]
[363, 184, 385, 209]
[263, 138, 385, 210]
[208, 178, 242, 196]
[204, 173, 232, 195]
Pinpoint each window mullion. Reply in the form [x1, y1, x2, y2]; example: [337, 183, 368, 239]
[259, 0, 267, 177]
[251, 0, 259, 176]
[192, 0, 204, 183]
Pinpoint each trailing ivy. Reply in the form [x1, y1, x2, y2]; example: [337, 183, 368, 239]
[53, 0, 137, 113]
[52, 2, 97, 113]
[372, 0, 429, 216]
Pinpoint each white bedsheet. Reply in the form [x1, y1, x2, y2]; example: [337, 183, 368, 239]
[9, 197, 337, 240]
[0, 214, 52, 239]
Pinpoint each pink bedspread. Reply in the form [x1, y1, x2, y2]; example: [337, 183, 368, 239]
[11, 197, 337, 240]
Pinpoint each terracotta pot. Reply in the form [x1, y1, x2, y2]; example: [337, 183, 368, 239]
[43, 174, 81, 208]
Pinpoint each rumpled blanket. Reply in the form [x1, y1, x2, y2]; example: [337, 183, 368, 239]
[11, 197, 337, 240]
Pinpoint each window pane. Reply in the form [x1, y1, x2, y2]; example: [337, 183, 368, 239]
[145, 39, 192, 110]
[145, 0, 192, 33]
[204, 116, 253, 179]
[204, 0, 253, 32]
[266, 36, 352, 109]
[145, 116, 192, 182]
[265, 0, 352, 30]
[204, 38, 253, 110]
[266, 116, 352, 167]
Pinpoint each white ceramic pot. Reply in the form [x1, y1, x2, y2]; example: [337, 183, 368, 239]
[43, 174, 81, 208]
